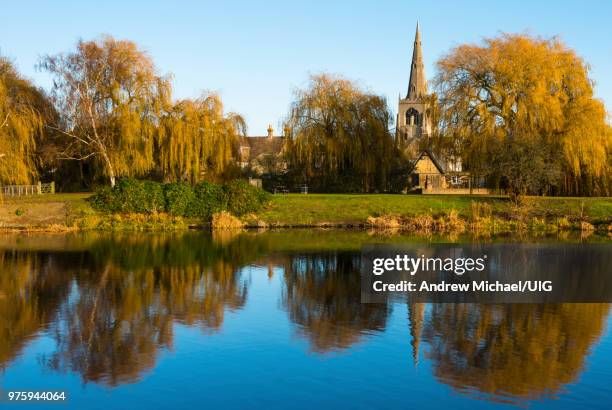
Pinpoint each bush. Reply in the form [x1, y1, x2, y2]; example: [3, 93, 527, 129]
[91, 178, 269, 219]
[164, 182, 195, 216]
[143, 181, 166, 213]
[91, 178, 164, 214]
[224, 180, 270, 216]
[211, 211, 245, 229]
[191, 181, 227, 218]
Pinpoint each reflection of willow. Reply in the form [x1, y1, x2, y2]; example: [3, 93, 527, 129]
[418, 303, 610, 403]
[0, 251, 72, 370]
[1, 232, 257, 385]
[282, 252, 389, 353]
[47, 259, 249, 386]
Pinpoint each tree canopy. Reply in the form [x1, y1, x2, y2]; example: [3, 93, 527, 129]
[435, 34, 611, 196]
[40, 36, 171, 186]
[285, 74, 396, 192]
[157, 94, 245, 183]
[0, 57, 47, 184]
[1, 33, 611, 197]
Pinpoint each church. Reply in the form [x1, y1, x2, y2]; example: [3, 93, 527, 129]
[398, 24, 487, 194]
[237, 23, 488, 194]
[396, 22, 431, 153]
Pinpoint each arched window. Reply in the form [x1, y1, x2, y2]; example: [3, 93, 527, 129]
[405, 108, 421, 126]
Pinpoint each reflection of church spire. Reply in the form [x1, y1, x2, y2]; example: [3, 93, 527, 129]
[408, 302, 425, 366]
[267, 263, 275, 281]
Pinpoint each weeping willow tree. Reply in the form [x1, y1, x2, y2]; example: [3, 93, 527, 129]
[0, 57, 44, 185]
[286, 74, 396, 192]
[157, 93, 245, 183]
[40, 36, 171, 186]
[435, 34, 611, 197]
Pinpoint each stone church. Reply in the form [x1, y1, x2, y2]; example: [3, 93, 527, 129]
[236, 23, 487, 193]
[396, 22, 431, 154]
[398, 24, 482, 194]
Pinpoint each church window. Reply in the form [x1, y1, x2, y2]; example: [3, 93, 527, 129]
[406, 108, 420, 126]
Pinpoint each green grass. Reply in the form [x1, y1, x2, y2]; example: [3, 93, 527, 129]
[1, 192, 610, 230]
[256, 194, 612, 226]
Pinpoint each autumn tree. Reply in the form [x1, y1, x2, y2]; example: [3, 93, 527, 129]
[285, 74, 396, 192]
[157, 93, 245, 183]
[0, 57, 46, 184]
[435, 34, 611, 197]
[40, 36, 171, 186]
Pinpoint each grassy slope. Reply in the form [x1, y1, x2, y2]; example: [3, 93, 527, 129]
[257, 194, 612, 226]
[0, 193, 610, 229]
[0, 193, 92, 228]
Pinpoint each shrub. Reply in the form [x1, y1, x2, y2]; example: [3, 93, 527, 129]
[115, 178, 148, 213]
[211, 211, 245, 229]
[90, 179, 166, 214]
[142, 181, 165, 213]
[556, 216, 571, 230]
[91, 178, 269, 219]
[89, 185, 118, 212]
[470, 201, 492, 221]
[191, 181, 227, 218]
[164, 182, 195, 216]
[224, 180, 270, 216]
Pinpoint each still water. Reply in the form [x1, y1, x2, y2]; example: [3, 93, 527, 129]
[0, 230, 610, 409]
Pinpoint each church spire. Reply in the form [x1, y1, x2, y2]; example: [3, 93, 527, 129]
[407, 22, 427, 100]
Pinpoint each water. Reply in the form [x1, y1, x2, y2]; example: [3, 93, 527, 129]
[0, 230, 610, 409]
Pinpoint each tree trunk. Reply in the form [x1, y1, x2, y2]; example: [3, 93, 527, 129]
[101, 152, 116, 187]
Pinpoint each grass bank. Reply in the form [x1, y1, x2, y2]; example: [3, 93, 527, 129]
[252, 194, 611, 227]
[0, 193, 610, 234]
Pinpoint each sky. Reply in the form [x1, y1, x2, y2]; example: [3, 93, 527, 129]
[1, 0, 611, 135]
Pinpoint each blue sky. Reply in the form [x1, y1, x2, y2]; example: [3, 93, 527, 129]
[1, 0, 611, 134]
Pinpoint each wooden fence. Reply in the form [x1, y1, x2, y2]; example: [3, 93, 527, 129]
[0, 182, 55, 196]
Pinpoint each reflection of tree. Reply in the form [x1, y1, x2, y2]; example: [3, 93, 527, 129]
[157, 261, 248, 331]
[0, 232, 258, 386]
[419, 303, 610, 403]
[0, 252, 72, 370]
[282, 252, 389, 352]
[44, 235, 252, 386]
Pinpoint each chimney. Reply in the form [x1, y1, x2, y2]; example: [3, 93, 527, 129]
[267, 124, 274, 138]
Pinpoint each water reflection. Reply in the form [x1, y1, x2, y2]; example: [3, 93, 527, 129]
[0, 230, 609, 406]
[0, 251, 72, 371]
[1, 233, 254, 386]
[282, 252, 390, 352]
[416, 303, 609, 404]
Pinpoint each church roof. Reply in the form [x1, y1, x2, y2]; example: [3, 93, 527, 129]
[406, 22, 427, 100]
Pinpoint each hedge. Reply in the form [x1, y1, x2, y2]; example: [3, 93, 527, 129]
[90, 178, 270, 219]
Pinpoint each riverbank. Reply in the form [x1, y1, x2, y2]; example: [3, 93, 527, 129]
[0, 193, 611, 235]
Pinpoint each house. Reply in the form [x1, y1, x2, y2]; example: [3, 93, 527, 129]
[408, 150, 488, 194]
[238, 125, 287, 175]
[408, 150, 446, 191]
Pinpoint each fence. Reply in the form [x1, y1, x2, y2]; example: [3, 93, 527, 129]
[0, 182, 55, 197]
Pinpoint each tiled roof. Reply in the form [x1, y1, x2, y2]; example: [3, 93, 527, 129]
[240, 136, 286, 158]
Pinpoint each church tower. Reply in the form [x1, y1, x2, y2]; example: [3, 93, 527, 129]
[397, 23, 431, 153]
